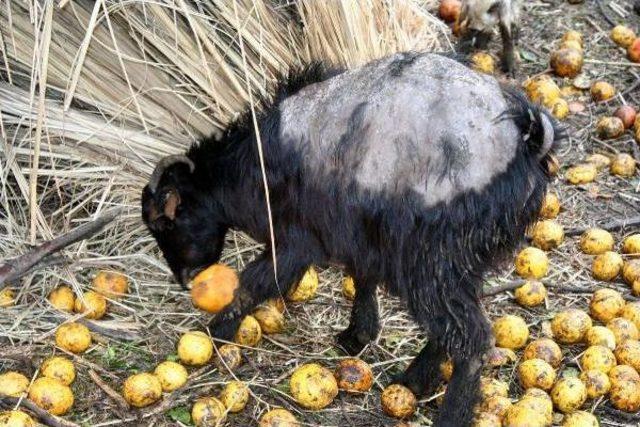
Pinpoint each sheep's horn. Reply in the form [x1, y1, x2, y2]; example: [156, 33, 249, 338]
[148, 155, 195, 193]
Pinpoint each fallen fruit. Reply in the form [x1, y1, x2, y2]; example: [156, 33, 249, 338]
[122, 373, 162, 408]
[191, 397, 226, 427]
[531, 220, 564, 250]
[190, 264, 239, 313]
[219, 381, 249, 413]
[614, 105, 637, 129]
[551, 377, 587, 413]
[253, 305, 285, 334]
[177, 331, 213, 366]
[581, 345, 617, 373]
[523, 338, 563, 367]
[493, 315, 529, 350]
[611, 25, 636, 48]
[562, 411, 600, 427]
[585, 153, 611, 170]
[93, 270, 128, 298]
[334, 358, 374, 392]
[550, 47, 583, 78]
[0, 372, 29, 397]
[539, 192, 560, 219]
[623, 234, 640, 255]
[515, 247, 549, 279]
[0, 410, 35, 427]
[214, 344, 242, 372]
[29, 377, 74, 415]
[590, 288, 625, 322]
[614, 339, 640, 371]
[74, 290, 107, 320]
[471, 52, 495, 74]
[40, 356, 76, 386]
[585, 326, 617, 350]
[154, 361, 188, 392]
[48, 285, 75, 312]
[0, 288, 15, 307]
[288, 266, 318, 302]
[551, 309, 592, 344]
[234, 315, 262, 347]
[259, 408, 300, 427]
[515, 281, 547, 308]
[518, 358, 556, 390]
[596, 116, 624, 139]
[609, 377, 640, 412]
[579, 369, 611, 399]
[580, 228, 614, 255]
[290, 363, 338, 410]
[55, 322, 91, 353]
[592, 251, 623, 281]
[591, 81, 616, 102]
[607, 317, 640, 343]
[610, 153, 636, 177]
[565, 163, 597, 185]
[380, 384, 417, 419]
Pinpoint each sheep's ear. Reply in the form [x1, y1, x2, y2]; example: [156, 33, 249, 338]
[163, 189, 181, 220]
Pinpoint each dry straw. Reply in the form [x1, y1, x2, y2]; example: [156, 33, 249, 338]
[0, 0, 444, 424]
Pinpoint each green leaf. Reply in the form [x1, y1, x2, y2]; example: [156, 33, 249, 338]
[166, 354, 179, 362]
[519, 49, 537, 62]
[167, 406, 192, 424]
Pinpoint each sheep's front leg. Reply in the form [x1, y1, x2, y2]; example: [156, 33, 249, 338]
[207, 249, 315, 342]
[336, 277, 380, 355]
[500, 21, 517, 76]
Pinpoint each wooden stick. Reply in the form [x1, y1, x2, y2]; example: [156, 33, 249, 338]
[0, 395, 81, 427]
[0, 208, 121, 288]
[564, 215, 640, 237]
[482, 280, 525, 297]
[88, 369, 130, 410]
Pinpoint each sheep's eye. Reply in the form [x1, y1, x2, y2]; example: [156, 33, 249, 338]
[488, 2, 500, 15]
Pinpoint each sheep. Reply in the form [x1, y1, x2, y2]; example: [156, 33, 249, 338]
[141, 52, 560, 426]
[458, 0, 522, 75]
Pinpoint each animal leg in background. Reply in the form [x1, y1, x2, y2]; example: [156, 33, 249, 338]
[336, 276, 380, 355]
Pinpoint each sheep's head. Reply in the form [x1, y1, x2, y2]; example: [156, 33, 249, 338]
[458, 0, 502, 50]
[142, 155, 228, 287]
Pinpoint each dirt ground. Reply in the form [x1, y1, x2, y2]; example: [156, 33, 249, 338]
[2, 0, 640, 426]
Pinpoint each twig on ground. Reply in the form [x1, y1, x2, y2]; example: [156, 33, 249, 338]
[88, 369, 130, 410]
[564, 215, 640, 236]
[597, 0, 617, 26]
[0, 395, 81, 427]
[144, 366, 210, 417]
[0, 208, 122, 288]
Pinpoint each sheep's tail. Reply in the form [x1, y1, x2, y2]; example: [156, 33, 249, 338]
[501, 86, 565, 161]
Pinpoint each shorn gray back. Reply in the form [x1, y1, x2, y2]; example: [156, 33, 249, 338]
[278, 52, 521, 207]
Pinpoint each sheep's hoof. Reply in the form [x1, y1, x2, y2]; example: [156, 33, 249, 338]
[335, 328, 370, 355]
[207, 316, 240, 343]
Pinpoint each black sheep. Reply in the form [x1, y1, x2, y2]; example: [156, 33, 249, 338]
[142, 52, 561, 426]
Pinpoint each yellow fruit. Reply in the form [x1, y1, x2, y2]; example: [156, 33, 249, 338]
[611, 25, 636, 48]
[503, 399, 550, 427]
[523, 338, 563, 367]
[122, 373, 162, 408]
[531, 220, 564, 251]
[518, 359, 556, 390]
[471, 52, 495, 74]
[591, 81, 616, 102]
[633, 280, 640, 296]
[191, 396, 226, 427]
[290, 363, 338, 410]
[515, 247, 549, 279]
[74, 290, 107, 320]
[493, 315, 529, 350]
[486, 347, 517, 367]
[55, 322, 91, 353]
[523, 387, 552, 402]
[190, 264, 239, 314]
[607, 317, 640, 343]
[579, 228, 614, 255]
[551, 98, 569, 120]
[342, 276, 356, 300]
[585, 154, 611, 170]
[40, 356, 75, 386]
[610, 153, 636, 177]
[579, 369, 611, 399]
[596, 117, 624, 139]
[0, 372, 29, 397]
[259, 408, 300, 427]
[609, 378, 640, 412]
[525, 77, 561, 108]
[0, 410, 36, 427]
[334, 358, 374, 392]
[614, 340, 640, 371]
[581, 345, 616, 373]
[93, 270, 128, 298]
[265, 297, 286, 313]
[48, 286, 75, 312]
[253, 305, 285, 334]
[609, 364, 640, 383]
[28, 377, 74, 415]
[592, 251, 623, 281]
[622, 302, 640, 331]
[590, 288, 624, 322]
[480, 377, 509, 399]
[234, 315, 262, 347]
[585, 326, 616, 350]
[562, 411, 599, 427]
[560, 85, 583, 98]
[219, 381, 249, 413]
[473, 412, 501, 427]
[551, 48, 583, 78]
[539, 193, 560, 219]
[551, 377, 587, 413]
[560, 40, 583, 52]
[0, 288, 15, 307]
[481, 395, 512, 420]
[177, 331, 213, 366]
[288, 267, 318, 302]
[566, 163, 597, 184]
[629, 38, 640, 62]
[623, 259, 640, 285]
[623, 234, 640, 255]
[562, 30, 583, 46]
[551, 309, 592, 344]
[214, 344, 242, 372]
[380, 384, 416, 419]
[515, 281, 547, 307]
[154, 361, 188, 392]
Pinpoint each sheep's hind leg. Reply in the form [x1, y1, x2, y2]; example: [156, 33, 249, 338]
[336, 277, 379, 355]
